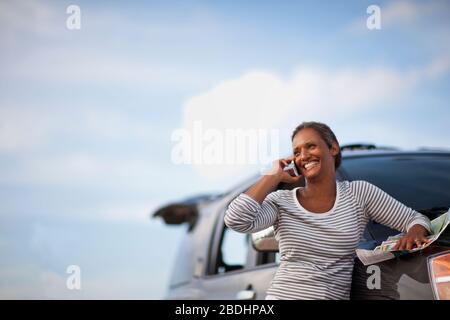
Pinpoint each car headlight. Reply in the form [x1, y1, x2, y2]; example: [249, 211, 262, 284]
[427, 250, 450, 300]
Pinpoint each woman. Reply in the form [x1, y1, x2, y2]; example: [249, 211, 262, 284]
[224, 121, 431, 300]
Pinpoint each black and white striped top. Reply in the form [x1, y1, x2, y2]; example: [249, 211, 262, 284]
[224, 180, 431, 300]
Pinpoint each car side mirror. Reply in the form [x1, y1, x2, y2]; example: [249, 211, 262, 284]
[251, 226, 279, 252]
[152, 203, 198, 231]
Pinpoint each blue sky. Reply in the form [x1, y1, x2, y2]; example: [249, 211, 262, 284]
[0, 0, 449, 298]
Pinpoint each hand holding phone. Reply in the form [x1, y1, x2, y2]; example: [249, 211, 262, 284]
[283, 161, 300, 177]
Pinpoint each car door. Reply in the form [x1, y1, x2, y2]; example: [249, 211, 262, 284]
[198, 209, 278, 300]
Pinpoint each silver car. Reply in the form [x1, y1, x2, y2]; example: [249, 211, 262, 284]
[154, 146, 450, 300]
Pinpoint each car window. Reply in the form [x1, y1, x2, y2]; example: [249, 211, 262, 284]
[215, 226, 249, 274]
[341, 154, 450, 212]
[256, 251, 280, 266]
[342, 154, 450, 242]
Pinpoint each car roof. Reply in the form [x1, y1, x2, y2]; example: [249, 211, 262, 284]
[341, 149, 450, 158]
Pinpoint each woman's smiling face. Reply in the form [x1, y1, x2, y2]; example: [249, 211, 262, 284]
[292, 128, 339, 180]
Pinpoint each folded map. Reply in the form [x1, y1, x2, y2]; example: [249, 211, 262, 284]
[356, 208, 450, 266]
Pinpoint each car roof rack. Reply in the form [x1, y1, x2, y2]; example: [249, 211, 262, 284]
[340, 143, 398, 151]
[417, 147, 450, 152]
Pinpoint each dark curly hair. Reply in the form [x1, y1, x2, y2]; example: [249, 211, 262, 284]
[291, 121, 342, 169]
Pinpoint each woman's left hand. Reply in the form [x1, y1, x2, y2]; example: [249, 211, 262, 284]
[393, 224, 431, 251]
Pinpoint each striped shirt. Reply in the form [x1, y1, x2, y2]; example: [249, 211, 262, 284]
[224, 180, 431, 300]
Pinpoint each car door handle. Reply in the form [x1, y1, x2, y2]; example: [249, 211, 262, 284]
[236, 289, 256, 300]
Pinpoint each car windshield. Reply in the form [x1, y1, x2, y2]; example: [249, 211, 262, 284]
[341, 154, 450, 211]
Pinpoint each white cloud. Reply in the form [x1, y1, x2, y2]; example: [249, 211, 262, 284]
[180, 59, 450, 183]
[0, 0, 58, 42]
[422, 55, 450, 78]
[337, 121, 450, 152]
[0, 152, 157, 189]
[0, 266, 67, 299]
[0, 107, 51, 152]
[0, 105, 150, 155]
[182, 66, 415, 135]
[0, 219, 183, 299]
[5, 47, 212, 88]
[76, 202, 158, 223]
[382, 0, 450, 27]
[381, 0, 421, 26]
[0, 264, 167, 299]
[0, 1, 222, 89]
[347, 0, 450, 33]
[0, 105, 171, 222]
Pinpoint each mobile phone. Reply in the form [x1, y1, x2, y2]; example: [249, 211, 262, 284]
[283, 161, 300, 177]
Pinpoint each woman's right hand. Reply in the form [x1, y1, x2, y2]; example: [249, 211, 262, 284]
[270, 157, 303, 184]
[245, 157, 303, 204]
